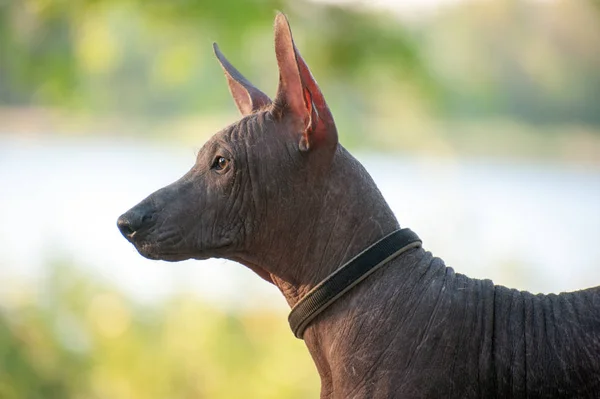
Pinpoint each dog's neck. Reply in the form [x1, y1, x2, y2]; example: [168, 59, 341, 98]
[302, 246, 431, 398]
[232, 146, 447, 397]
[236, 145, 400, 306]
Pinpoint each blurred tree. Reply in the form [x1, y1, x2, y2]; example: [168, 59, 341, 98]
[420, 0, 600, 125]
[1, 0, 599, 144]
[0, 0, 426, 118]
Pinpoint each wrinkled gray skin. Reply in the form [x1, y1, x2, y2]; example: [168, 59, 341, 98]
[118, 14, 600, 399]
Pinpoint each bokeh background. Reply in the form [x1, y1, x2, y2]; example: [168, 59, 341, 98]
[1, 0, 600, 397]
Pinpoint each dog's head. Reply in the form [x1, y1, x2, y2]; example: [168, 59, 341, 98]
[117, 14, 339, 268]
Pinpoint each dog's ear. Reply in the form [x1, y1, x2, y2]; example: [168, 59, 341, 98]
[213, 43, 272, 116]
[273, 13, 337, 152]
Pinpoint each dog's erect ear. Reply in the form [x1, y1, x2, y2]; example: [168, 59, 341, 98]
[213, 43, 272, 116]
[273, 13, 337, 152]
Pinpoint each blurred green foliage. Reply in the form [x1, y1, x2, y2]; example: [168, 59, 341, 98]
[2, 0, 599, 126]
[424, 0, 600, 125]
[0, 0, 424, 116]
[0, 261, 319, 398]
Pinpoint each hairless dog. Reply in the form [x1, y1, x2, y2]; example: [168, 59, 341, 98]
[118, 13, 600, 398]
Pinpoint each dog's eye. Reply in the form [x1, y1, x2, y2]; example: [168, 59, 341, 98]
[212, 156, 229, 171]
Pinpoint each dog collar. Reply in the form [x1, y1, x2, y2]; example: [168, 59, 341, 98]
[288, 228, 422, 339]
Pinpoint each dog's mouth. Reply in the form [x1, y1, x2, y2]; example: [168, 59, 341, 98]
[125, 228, 192, 262]
[132, 240, 194, 262]
[128, 232, 229, 262]
[122, 220, 235, 263]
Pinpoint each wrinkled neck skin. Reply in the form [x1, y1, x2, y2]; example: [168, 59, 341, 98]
[235, 144, 399, 305]
[232, 144, 410, 397]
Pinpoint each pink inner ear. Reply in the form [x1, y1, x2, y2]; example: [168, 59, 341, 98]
[295, 47, 334, 130]
[295, 50, 337, 149]
[303, 87, 317, 132]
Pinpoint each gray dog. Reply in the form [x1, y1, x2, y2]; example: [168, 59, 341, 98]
[118, 13, 600, 399]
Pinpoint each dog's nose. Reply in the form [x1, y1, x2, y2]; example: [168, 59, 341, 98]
[117, 207, 153, 240]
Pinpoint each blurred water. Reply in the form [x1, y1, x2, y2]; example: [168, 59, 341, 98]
[1, 135, 599, 309]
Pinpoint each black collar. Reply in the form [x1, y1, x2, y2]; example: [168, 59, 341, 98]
[288, 228, 422, 339]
